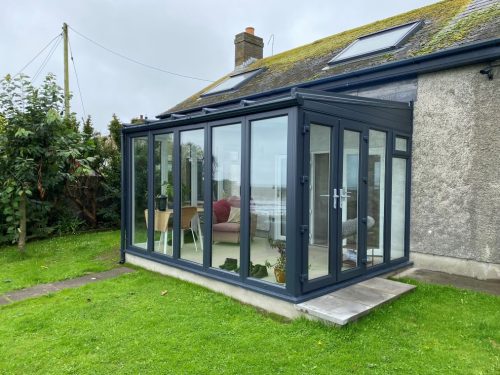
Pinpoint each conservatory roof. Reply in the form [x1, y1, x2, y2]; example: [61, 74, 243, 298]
[124, 88, 411, 133]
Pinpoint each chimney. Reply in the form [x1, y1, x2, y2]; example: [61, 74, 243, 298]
[234, 27, 264, 68]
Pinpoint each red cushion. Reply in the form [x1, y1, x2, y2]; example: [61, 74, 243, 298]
[213, 199, 231, 223]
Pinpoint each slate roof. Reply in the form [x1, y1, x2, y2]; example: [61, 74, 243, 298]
[161, 0, 500, 117]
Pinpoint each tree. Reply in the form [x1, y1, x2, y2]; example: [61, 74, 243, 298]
[108, 114, 122, 151]
[0, 73, 92, 251]
[96, 115, 122, 226]
[82, 115, 96, 139]
[65, 115, 101, 227]
[65, 114, 122, 228]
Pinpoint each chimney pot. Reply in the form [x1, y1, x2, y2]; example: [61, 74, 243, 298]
[234, 27, 263, 68]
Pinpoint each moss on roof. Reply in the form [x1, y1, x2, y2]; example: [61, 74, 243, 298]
[166, 0, 499, 114]
[416, 2, 500, 55]
[249, 0, 470, 72]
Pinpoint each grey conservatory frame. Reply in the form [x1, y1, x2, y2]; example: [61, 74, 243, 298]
[120, 88, 412, 303]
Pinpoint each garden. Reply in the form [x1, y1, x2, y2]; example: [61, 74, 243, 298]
[1, 231, 499, 374]
[1, 72, 499, 375]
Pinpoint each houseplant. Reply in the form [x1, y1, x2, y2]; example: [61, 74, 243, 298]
[265, 239, 286, 283]
[158, 181, 174, 210]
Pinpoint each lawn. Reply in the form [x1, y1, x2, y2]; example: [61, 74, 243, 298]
[0, 235, 499, 374]
[0, 231, 120, 293]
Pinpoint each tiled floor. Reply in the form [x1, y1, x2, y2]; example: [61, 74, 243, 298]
[143, 235, 385, 284]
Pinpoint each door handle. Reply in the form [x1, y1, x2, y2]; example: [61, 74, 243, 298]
[339, 188, 351, 209]
[340, 188, 351, 199]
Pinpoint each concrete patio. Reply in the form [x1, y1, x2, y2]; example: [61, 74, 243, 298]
[296, 277, 416, 325]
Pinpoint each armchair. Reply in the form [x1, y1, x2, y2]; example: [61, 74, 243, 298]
[212, 196, 257, 244]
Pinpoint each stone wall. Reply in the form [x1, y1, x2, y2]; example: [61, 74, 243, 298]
[411, 62, 500, 274]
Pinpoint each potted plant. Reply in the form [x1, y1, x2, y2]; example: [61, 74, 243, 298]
[265, 239, 286, 283]
[158, 181, 174, 210]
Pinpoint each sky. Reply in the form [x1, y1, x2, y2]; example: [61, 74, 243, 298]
[1, 0, 439, 134]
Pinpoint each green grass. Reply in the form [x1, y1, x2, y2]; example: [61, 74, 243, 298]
[0, 274, 498, 373]
[0, 233, 499, 374]
[0, 231, 120, 293]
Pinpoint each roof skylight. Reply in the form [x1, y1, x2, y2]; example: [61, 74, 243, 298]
[202, 69, 261, 96]
[328, 21, 423, 65]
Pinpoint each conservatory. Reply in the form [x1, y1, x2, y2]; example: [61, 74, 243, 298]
[121, 89, 412, 302]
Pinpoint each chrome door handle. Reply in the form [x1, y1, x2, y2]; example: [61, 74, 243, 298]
[339, 188, 351, 209]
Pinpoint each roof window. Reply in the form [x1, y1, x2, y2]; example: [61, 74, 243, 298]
[328, 21, 423, 65]
[202, 69, 261, 96]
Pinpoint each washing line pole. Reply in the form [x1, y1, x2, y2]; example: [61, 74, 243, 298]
[63, 22, 70, 119]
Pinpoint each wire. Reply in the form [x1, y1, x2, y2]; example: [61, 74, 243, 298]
[31, 36, 61, 82]
[68, 25, 215, 83]
[32, 35, 62, 83]
[14, 33, 62, 77]
[68, 37, 87, 120]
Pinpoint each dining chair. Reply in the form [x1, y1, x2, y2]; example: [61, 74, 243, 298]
[181, 206, 200, 252]
[145, 209, 172, 254]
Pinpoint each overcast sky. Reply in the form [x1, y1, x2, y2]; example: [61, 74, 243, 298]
[1, 0, 438, 134]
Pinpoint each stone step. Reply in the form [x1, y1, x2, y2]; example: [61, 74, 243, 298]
[295, 277, 416, 325]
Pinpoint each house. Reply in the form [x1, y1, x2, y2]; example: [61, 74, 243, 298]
[120, 0, 500, 315]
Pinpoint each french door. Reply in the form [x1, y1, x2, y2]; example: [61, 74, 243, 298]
[302, 113, 367, 292]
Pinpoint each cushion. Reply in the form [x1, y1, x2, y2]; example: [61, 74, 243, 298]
[212, 222, 240, 233]
[213, 199, 231, 223]
[227, 196, 241, 208]
[227, 207, 241, 223]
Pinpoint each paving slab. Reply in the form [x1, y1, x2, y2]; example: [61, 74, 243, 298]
[5, 284, 60, 302]
[0, 267, 135, 306]
[295, 277, 415, 326]
[358, 277, 415, 294]
[297, 294, 372, 325]
[333, 283, 396, 307]
[394, 268, 500, 296]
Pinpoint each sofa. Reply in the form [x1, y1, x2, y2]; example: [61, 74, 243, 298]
[212, 196, 257, 244]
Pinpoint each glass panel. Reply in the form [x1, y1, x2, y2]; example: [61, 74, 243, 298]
[391, 158, 407, 259]
[204, 70, 260, 95]
[152, 133, 174, 256]
[308, 124, 331, 280]
[341, 130, 360, 271]
[180, 129, 205, 264]
[250, 116, 288, 285]
[211, 124, 241, 273]
[395, 137, 408, 152]
[330, 22, 420, 63]
[367, 130, 386, 267]
[131, 137, 148, 249]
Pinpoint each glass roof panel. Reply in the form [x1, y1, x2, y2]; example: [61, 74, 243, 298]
[329, 22, 421, 64]
[203, 70, 260, 96]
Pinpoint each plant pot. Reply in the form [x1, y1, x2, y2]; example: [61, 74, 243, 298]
[274, 268, 285, 283]
[157, 195, 167, 211]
